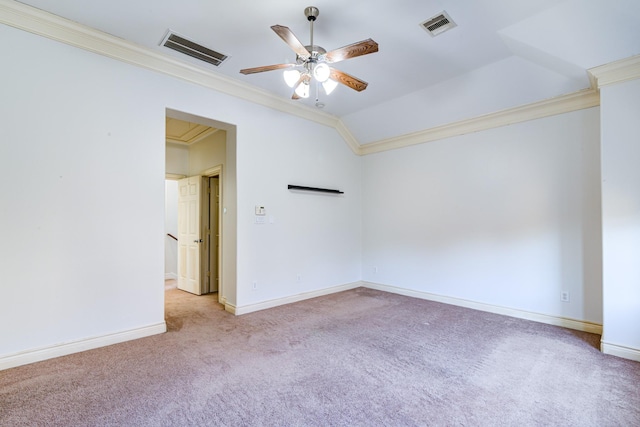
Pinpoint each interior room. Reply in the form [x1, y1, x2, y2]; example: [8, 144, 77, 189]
[0, 0, 639, 424]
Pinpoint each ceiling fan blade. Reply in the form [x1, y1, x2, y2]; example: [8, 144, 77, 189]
[324, 39, 378, 64]
[330, 68, 369, 92]
[240, 63, 295, 75]
[271, 25, 311, 59]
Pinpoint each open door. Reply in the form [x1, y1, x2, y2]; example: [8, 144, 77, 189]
[177, 176, 205, 295]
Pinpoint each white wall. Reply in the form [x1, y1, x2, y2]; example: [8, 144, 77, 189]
[0, 26, 166, 358]
[235, 112, 362, 306]
[188, 130, 226, 176]
[362, 107, 602, 323]
[2, 9, 624, 366]
[0, 23, 362, 364]
[165, 143, 189, 176]
[600, 78, 640, 355]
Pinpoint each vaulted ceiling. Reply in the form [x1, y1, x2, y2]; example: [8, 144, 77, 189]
[14, 0, 640, 145]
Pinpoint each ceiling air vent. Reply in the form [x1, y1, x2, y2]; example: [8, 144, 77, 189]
[420, 11, 457, 37]
[161, 30, 229, 67]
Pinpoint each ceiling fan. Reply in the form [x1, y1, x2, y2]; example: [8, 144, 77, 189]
[239, 6, 378, 101]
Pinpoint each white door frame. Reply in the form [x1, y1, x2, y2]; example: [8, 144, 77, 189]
[202, 165, 224, 304]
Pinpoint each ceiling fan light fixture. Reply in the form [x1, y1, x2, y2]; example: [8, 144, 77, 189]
[313, 63, 331, 82]
[240, 6, 378, 102]
[295, 81, 310, 98]
[283, 69, 301, 87]
[322, 78, 338, 95]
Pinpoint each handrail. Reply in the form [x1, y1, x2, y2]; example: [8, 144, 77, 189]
[167, 233, 178, 241]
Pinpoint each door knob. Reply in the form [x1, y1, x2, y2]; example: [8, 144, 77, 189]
[194, 239, 203, 243]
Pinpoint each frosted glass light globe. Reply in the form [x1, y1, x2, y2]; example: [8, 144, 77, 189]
[313, 63, 331, 83]
[283, 69, 301, 87]
[294, 82, 310, 98]
[322, 78, 338, 95]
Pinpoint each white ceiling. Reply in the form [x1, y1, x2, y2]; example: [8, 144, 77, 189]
[16, 0, 640, 144]
[165, 117, 217, 146]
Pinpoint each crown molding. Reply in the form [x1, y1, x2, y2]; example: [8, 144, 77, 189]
[165, 173, 187, 180]
[359, 89, 600, 155]
[0, 0, 606, 158]
[589, 54, 640, 88]
[166, 127, 220, 146]
[334, 120, 361, 155]
[0, 0, 339, 131]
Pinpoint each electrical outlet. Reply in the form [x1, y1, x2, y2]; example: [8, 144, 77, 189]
[296, 274, 302, 282]
[252, 281, 257, 291]
[373, 266, 378, 274]
[561, 291, 570, 302]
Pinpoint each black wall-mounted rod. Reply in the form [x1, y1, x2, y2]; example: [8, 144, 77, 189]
[288, 185, 344, 194]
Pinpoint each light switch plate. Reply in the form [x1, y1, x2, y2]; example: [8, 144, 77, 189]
[255, 205, 266, 215]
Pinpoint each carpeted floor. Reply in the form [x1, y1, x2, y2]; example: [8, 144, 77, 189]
[1, 287, 639, 426]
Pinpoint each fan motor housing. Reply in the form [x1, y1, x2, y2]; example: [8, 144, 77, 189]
[304, 6, 319, 21]
[298, 45, 326, 63]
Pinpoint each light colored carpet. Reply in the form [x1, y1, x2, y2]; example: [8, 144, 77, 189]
[1, 287, 638, 426]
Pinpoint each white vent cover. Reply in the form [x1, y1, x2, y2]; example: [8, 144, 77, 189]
[161, 30, 229, 67]
[420, 11, 457, 37]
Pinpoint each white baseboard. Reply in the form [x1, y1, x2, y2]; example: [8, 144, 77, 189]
[165, 273, 177, 280]
[601, 341, 640, 362]
[362, 281, 603, 335]
[0, 322, 167, 371]
[228, 281, 362, 315]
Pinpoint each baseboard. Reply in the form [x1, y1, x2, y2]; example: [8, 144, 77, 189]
[228, 281, 362, 315]
[0, 322, 167, 371]
[362, 281, 603, 335]
[601, 341, 640, 362]
[164, 273, 177, 280]
[224, 303, 237, 315]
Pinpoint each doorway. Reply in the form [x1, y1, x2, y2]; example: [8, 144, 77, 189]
[164, 108, 238, 312]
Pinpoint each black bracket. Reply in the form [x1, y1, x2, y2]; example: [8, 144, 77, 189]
[288, 185, 344, 194]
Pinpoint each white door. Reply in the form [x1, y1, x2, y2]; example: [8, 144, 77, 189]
[177, 176, 204, 295]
